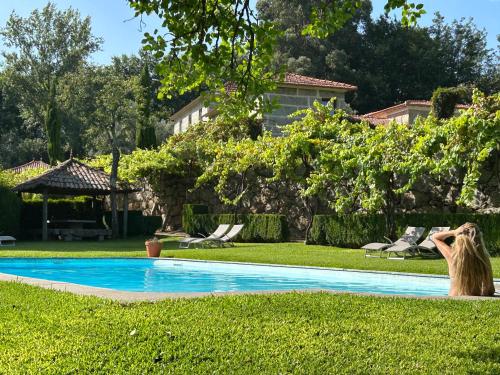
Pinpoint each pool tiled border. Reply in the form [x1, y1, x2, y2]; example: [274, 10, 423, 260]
[0, 257, 498, 302]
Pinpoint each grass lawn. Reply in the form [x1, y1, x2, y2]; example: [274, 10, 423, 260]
[1, 283, 499, 374]
[1, 238, 499, 373]
[1, 237, 500, 277]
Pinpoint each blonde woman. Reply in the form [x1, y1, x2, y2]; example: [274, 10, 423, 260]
[431, 223, 495, 296]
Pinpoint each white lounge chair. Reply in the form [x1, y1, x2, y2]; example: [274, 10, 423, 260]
[209, 224, 245, 247]
[385, 227, 451, 260]
[417, 226, 451, 258]
[178, 224, 231, 249]
[362, 227, 426, 258]
[0, 236, 16, 247]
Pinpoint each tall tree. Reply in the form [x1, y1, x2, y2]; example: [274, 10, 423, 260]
[0, 72, 45, 167]
[257, 1, 498, 113]
[0, 2, 102, 160]
[136, 64, 157, 149]
[44, 80, 62, 165]
[93, 68, 137, 238]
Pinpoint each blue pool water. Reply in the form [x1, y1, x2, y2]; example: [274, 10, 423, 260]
[0, 258, 451, 296]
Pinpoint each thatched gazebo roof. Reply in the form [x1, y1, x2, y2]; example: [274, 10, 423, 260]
[13, 158, 139, 195]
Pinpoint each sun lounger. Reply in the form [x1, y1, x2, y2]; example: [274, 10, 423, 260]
[385, 227, 450, 260]
[362, 227, 426, 258]
[0, 236, 16, 247]
[189, 224, 244, 248]
[178, 224, 231, 249]
[416, 226, 451, 258]
[208, 224, 245, 247]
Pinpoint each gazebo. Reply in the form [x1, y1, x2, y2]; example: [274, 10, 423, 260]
[8, 160, 50, 174]
[13, 158, 139, 241]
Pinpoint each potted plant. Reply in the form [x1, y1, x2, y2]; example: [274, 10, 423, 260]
[145, 237, 163, 257]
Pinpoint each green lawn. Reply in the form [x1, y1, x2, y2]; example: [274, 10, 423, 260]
[1, 237, 500, 277]
[1, 238, 499, 373]
[0, 283, 499, 374]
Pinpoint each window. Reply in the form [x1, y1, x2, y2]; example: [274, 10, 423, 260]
[188, 114, 192, 125]
[321, 97, 337, 108]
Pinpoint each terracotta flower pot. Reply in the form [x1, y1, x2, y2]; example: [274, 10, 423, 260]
[145, 240, 163, 257]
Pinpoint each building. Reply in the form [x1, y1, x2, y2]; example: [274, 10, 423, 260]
[170, 73, 357, 136]
[361, 100, 469, 126]
[8, 160, 50, 173]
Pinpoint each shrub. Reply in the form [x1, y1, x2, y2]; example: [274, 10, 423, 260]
[309, 215, 386, 249]
[104, 211, 161, 236]
[20, 197, 161, 237]
[0, 185, 21, 236]
[431, 86, 470, 119]
[21, 197, 100, 232]
[183, 211, 289, 242]
[182, 204, 209, 235]
[309, 213, 500, 255]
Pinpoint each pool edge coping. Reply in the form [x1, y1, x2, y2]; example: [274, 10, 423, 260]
[0, 257, 498, 302]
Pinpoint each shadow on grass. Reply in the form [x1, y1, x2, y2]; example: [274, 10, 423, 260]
[455, 345, 500, 373]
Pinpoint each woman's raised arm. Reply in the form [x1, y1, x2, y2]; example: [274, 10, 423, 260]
[431, 229, 457, 262]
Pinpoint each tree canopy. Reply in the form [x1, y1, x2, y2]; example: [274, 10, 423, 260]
[257, 1, 499, 113]
[0, 2, 102, 162]
[128, 0, 425, 117]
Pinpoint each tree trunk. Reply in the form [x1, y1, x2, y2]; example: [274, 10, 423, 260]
[110, 144, 120, 239]
[384, 173, 397, 239]
[448, 167, 466, 213]
[303, 195, 317, 244]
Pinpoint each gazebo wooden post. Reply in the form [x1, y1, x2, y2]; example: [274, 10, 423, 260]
[123, 193, 128, 239]
[42, 189, 48, 241]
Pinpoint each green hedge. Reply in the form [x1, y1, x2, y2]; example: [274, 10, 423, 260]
[21, 198, 161, 237]
[21, 197, 101, 231]
[309, 213, 500, 255]
[104, 211, 162, 236]
[0, 185, 21, 236]
[182, 204, 210, 236]
[183, 210, 289, 242]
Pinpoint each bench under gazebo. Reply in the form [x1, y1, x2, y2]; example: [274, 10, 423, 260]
[13, 158, 139, 241]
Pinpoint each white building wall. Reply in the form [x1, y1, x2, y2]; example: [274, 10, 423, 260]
[171, 87, 349, 135]
[263, 87, 347, 136]
[172, 105, 211, 134]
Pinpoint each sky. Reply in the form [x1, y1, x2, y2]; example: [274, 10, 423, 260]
[0, 0, 499, 65]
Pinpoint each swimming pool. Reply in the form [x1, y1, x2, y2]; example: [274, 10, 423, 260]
[0, 258, 451, 296]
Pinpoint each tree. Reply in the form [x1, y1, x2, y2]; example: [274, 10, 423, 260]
[257, 1, 497, 113]
[0, 2, 102, 160]
[427, 90, 500, 206]
[136, 64, 157, 148]
[93, 69, 137, 238]
[44, 80, 62, 165]
[128, 0, 424, 116]
[429, 14, 492, 89]
[0, 71, 46, 167]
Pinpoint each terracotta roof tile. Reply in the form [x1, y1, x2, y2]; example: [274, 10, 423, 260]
[282, 73, 357, 90]
[8, 160, 50, 173]
[13, 159, 138, 195]
[224, 73, 357, 93]
[364, 100, 470, 119]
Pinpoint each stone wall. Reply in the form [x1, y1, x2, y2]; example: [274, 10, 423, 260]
[127, 154, 500, 237]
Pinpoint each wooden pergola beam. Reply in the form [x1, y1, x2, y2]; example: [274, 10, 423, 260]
[42, 190, 48, 241]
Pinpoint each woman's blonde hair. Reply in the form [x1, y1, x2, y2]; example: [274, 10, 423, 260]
[452, 223, 494, 296]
